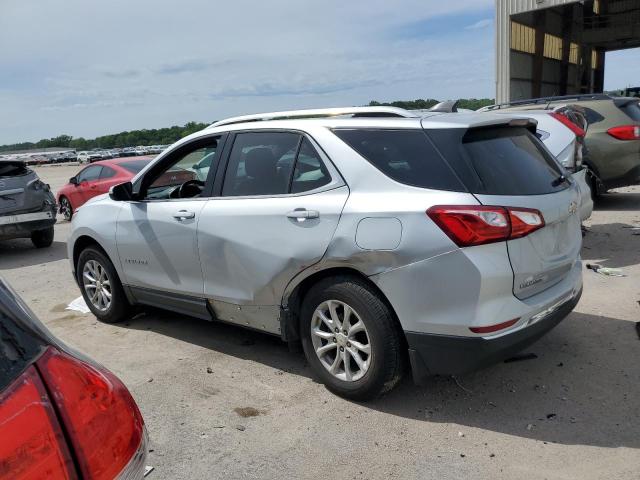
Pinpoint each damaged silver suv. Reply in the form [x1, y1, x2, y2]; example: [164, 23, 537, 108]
[68, 107, 583, 400]
[0, 159, 57, 248]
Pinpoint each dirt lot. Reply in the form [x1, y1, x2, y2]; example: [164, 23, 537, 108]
[1, 164, 639, 480]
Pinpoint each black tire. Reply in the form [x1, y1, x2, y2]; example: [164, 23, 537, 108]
[76, 246, 131, 323]
[59, 196, 73, 221]
[300, 276, 404, 401]
[31, 226, 54, 248]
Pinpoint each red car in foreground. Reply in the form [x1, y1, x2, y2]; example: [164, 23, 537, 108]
[57, 158, 152, 220]
[0, 277, 147, 479]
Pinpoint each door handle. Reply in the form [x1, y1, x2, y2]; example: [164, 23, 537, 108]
[173, 210, 196, 220]
[286, 209, 319, 221]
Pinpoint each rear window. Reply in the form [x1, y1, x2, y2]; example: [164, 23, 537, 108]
[618, 101, 640, 122]
[119, 160, 151, 174]
[332, 129, 465, 191]
[427, 127, 567, 195]
[0, 162, 29, 178]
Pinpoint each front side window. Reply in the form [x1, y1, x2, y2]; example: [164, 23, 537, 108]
[100, 166, 116, 179]
[143, 137, 220, 200]
[77, 166, 102, 183]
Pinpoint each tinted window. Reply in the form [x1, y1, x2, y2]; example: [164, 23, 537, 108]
[77, 165, 102, 183]
[619, 101, 640, 121]
[120, 160, 151, 174]
[100, 166, 116, 179]
[427, 127, 567, 195]
[333, 129, 464, 191]
[291, 139, 331, 193]
[222, 132, 300, 196]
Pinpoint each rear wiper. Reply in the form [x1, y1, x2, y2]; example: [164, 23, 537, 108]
[551, 174, 569, 187]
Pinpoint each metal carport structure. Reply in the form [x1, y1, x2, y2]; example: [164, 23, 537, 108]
[495, 0, 640, 103]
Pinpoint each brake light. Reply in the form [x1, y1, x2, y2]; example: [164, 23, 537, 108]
[549, 112, 586, 137]
[0, 366, 77, 480]
[607, 125, 640, 140]
[36, 348, 145, 480]
[427, 205, 545, 247]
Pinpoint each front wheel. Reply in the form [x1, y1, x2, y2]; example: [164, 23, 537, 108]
[77, 247, 131, 323]
[59, 196, 73, 221]
[300, 276, 404, 400]
[31, 226, 54, 248]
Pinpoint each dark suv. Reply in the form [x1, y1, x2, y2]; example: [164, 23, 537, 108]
[482, 94, 640, 197]
[0, 159, 57, 247]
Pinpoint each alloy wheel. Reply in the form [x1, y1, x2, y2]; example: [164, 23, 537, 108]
[310, 300, 371, 382]
[60, 198, 72, 221]
[82, 260, 112, 312]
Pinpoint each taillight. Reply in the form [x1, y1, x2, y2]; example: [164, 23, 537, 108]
[607, 125, 640, 140]
[427, 205, 545, 247]
[0, 366, 77, 480]
[549, 112, 586, 137]
[36, 348, 146, 480]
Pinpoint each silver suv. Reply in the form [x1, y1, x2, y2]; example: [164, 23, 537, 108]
[68, 107, 583, 399]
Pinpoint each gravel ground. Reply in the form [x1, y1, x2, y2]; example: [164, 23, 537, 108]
[1, 164, 639, 480]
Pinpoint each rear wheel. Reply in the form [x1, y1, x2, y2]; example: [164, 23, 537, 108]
[59, 196, 73, 221]
[77, 247, 131, 323]
[31, 226, 54, 248]
[300, 276, 403, 400]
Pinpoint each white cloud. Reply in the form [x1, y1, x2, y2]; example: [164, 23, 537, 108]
[465, 18, 493, 30]
[0, 0, 496, 143]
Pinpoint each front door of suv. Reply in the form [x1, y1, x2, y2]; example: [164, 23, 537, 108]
[197, 130, 349, 330]
[115, 135, 225, 298]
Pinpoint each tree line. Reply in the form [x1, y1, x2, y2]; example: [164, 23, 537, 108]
[0, 121, 209, 153]
[0, 98, 496, 152]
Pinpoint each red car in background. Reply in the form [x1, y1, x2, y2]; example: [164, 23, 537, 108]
[57, 158, 152, 220]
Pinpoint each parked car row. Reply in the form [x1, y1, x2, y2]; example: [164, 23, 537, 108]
[3, 99, 638, 402]
[78, 145, 168, 163]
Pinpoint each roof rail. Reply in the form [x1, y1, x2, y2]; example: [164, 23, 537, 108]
[481, 93, 611, 111]
[208, 106, 417, 128]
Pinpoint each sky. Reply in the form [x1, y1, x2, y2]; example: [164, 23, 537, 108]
[0, 0, 637, 145]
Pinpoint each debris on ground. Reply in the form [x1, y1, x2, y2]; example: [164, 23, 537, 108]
[546, 413, 557, 420]
[66, 296, 90, 314]
[234, 406, 264, 417]
[235, 425, 246, 432]
[144, 466, 154, 477]
[586, 264, 626, 277]
[504, 352, 538, 363]
[206, 367, 213, 374]
[526, 424, 534, 431]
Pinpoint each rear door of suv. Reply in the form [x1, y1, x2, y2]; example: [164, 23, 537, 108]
[427, 124, 582, 300]
[197, 130, 349, 320]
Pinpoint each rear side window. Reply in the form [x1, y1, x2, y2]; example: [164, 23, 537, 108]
[291, 139, 331, 194]
[333, 129, 465, 191]
[427, 127, 567, 195]
[619, 101, 640, 121]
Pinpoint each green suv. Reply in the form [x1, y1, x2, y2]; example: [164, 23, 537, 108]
[482, 94, 640, 197]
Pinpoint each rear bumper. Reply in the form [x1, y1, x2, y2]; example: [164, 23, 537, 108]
[602, 164, 640, 190]
[406, 287, 582, 384]
[0, 208, 57, 239]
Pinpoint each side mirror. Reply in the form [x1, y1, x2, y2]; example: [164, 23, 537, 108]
[69, 177, 78, 185]
[109, 181, 134, 201]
